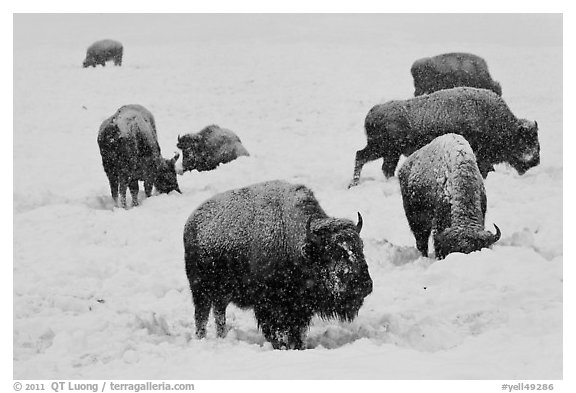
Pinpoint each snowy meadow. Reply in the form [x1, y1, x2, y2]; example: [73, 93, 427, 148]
[13, 14, 562, 379]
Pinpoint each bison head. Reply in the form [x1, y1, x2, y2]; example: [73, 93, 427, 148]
[434, 224, 501, 259]
[177, 134, 203, 172]
[82, 57, 95, 68]
[155, 152, 181, 194]
[304, 213, 373, 321]
[509, 119, 540, 175]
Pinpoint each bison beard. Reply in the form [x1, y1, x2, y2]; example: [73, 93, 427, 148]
[183, 180, 372, 349]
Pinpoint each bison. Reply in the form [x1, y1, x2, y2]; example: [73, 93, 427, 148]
[98, 104, 181, 208]
[183, 180, 372, 349]
[348, 87, 540, 187]
[411, 52, 502, 96]
[398, 133, 501, 259]
[83, 39, 123, 68]
[176, 125, 249, 173]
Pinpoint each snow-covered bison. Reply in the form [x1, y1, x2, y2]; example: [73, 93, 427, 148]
[176, 125, 249, 173]
[98, 104, 180, 208]
[398, 134, 501, 259]
[411, 52, 501, 96]
[348, 87, 540, 187]
[183, 180, 372, 349]
[83, 39, 123, 68]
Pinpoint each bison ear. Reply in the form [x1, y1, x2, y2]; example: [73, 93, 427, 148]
[356, 212, 363, 234]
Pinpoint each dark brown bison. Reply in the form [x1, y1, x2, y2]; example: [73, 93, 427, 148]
[97, 104, 180, 208]
[83, 39, 123, 68]
[176, 125, 249, 173]
[348, 87, 539, 187]
[183, 180, 372, 349]
[411, 52, 501, 96]
[398, 134, 501, 259]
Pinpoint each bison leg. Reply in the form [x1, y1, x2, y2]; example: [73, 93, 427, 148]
[144, 181, 153, 197]
[287, 324, 307, 350]
[381, 151, 400, 178]
[213, 299, 228, 338]
[117, 177, 129, 208]
[255, 306, 285, 348]
[129, 179, 139, 207]
[255, 305, 308, 349]
[404, 201, 433, 257]
[192, 291, 211, 339]
[105, 173, 119, 204]
[348, 145, 382, 188]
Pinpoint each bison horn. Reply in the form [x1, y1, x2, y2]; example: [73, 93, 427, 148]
[171, 152, 180, 163]
[492, 224, 501, 242]
[534, 120, 538, 129]
[356, 212, 363, 233]
[486, 223, 501, 247]
[178, 134, 182, 143]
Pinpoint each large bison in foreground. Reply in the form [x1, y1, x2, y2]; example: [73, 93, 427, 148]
[98, 104, 180, 208]
[348, 87, 540, 187]
[411, 52, 501, 96]
[184, 180, 372, 349]
[83, 39, 123, 68]
[399, 134, 501, 259]
[176, 125, 249, 173]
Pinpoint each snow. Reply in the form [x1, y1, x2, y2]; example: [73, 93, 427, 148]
[13, 14, 562, 380]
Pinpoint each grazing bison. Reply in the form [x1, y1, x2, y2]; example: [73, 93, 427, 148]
[83, 39, 123, 68]
[348, 87, 539, 187]
[98, 104, 181, 208]
[176, 125, 249, 173]
[398, 134, 501, 259]
[411, 52, 501, 96]
[184, 180, 372, 349]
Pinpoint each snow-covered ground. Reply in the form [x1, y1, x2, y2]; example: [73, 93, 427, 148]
[13, 14, 562, 379]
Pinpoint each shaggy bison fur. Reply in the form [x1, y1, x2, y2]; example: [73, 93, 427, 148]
[97, 104, 180, 208]
[398, 134, 501, 259]
[183, 180, 373, 349]
[176, 125, 249, 173]
[349, 87, 540, 187]
[83, 39, 123, 68]
[411, 52, 502, 96]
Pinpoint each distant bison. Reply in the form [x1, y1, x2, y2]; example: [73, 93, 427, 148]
[399, 134, 501, 259]
[348, 87, 539, 187]
[83, 39, 123, 68]
[98, 104, 180, 208]
[176, 125, 249, 173]
[184, 180, 372, 349]
[411, 52, 501, 96]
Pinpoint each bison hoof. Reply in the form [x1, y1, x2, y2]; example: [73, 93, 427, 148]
[347, 180, 360, 189]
